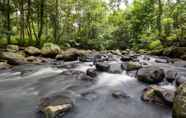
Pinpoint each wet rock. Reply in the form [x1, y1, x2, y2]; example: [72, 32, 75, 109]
[79, 55, 93, 62]
[137, 66, 165, 84]
[95, 62, 110, 72]
[39, 95, 73, 118]
[0, 52, 26, 65]
[41, 43, 61, 58]
[120, 55, 132, 62]
[173, 83, 186, 118]
[87, 68, 97, 77]
[166, 70, 178, 83]
[181, 55, 186, 60]
[143, 56, 151, 61]
[25, 46, 41, 56]
[25, 56, 43, 64]
[93, 54, 113, 63]
[43, 104, 72, 118]
[142, 85, 175, 107]
[81, 75, 94, 81]
[6, 45, 19, 52]
[121, 62, 142, 71]
[176, 76, 186, 87]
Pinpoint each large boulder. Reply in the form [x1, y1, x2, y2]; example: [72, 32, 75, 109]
[137, 66, 165, 84]
[56, 48, 87, 61]
[163, 47, 186, 58]
[41, 43, 61, 58]
[25, 46, 41, 56]
[6, 45, 19, 52]
[173, 83, 186, 118]
[39, 94, 73, 118]
[142, 85, 175, 107]
[0, 52, 26, 65]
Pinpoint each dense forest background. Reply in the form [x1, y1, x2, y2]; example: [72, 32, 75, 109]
[0, 0, 185, 50]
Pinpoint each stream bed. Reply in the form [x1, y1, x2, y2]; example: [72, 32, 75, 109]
[0, 55, 186, 118]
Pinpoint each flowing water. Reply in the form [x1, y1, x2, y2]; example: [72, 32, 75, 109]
[0, 55, 186, 118]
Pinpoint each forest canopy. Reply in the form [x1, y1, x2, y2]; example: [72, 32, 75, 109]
[0, 0, 186, 50]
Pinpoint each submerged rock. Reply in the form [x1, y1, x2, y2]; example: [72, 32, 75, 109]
[155, 59, 168, 63]
[112, 90, 129, 99]
[25, 46, 41, 56]
[137, 66, 165, 84]
[108, 63, 123, 74]
[173, 83, 186, 118]
[142, 85, 175, 107]
[62, 70, 94, 81]
[41, 43, 61, 58]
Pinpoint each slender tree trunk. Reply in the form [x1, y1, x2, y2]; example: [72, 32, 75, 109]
[27, 0, 33, 44]
[157, 0, 162, 38]
[7, 0, 11, 44]
[54, 0, 59, 43]
[20, 0, 25, 45]
[37, 0, 45, 47]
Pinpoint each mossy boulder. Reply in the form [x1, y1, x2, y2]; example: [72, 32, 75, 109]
[41, 43, 61, 58]
[142, 85, 175, 106]
[163, 47, 186, 58]
[173, 83, 186, 118]
[6, 45, 19, 52]
[56, 48, 87, 61]
[25, 46, 41, 56]
[121, 62, 142, 71]
[0, 52, 26, 65]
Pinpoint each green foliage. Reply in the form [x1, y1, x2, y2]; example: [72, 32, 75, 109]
[0, 0, 185, 50]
